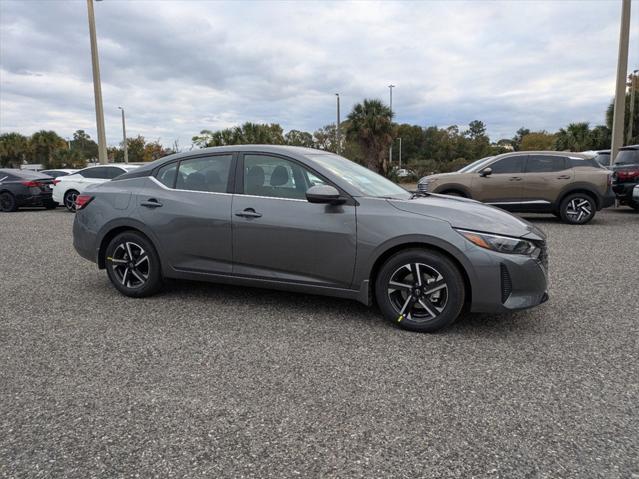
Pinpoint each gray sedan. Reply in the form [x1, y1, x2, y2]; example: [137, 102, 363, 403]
[73, 145, 548, 332]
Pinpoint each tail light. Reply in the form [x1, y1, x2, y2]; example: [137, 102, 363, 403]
[616, 169, 639, 182]
[21, 180, 41, 187]
[52, 179, 61, 185]
[75, 194, 94, 210]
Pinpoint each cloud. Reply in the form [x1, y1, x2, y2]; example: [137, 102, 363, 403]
[1, 0, 637, 147]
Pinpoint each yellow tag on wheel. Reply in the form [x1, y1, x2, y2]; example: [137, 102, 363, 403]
[397, 314, 404, 323]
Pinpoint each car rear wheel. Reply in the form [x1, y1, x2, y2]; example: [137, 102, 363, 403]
[559, 193, 596, 225]
[64, 190, 79, 212]
[375, 248, 465, 333]
[0, 192, 17, 212]
[105, 231, 163, 297]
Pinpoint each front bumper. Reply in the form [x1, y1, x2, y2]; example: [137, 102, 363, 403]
[467, 246, 549, 314]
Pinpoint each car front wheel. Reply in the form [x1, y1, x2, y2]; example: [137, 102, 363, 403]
[559, 193, 596, 224]
[105, 231, 163, 297]
[375, 248, 465, 333]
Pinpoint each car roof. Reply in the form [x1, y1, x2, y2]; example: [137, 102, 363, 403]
[491, 151, 592, 160]
[0, 168, 51, 178]
[619, 144, 639, 150]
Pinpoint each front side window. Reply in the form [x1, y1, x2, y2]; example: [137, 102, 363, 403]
[176, 155, 232, 193]
[243, 154, 319, 200]
[526, 155, 566, 173]
[489, 156, 525, 174]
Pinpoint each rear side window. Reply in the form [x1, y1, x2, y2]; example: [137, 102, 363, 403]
[156, 162, 178, 188]
[526, 155, 567, 173]
[106, 167, 125, 179]
[489, 156, 524, 174]
[570, 157, 602, 169]
[81, 167, 109, 179]
[175, 155, 232, 193]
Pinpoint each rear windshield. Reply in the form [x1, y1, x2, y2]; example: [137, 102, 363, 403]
[615, 149, 639, 165]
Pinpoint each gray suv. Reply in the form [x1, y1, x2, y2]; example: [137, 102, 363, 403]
[73, 146, 548, 332]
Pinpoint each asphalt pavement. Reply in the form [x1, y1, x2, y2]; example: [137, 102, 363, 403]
[1, 207, 637, 478]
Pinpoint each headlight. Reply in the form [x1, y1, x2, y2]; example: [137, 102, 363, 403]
[456, 229, 537, 255]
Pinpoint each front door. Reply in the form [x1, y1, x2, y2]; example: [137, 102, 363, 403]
[232, 153, 357, 289]
[137, 154, 235, 274]
[471, 155, 526, 205]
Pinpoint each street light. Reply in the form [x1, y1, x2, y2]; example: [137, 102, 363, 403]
[388, 84, 395, 165]
[86, 0, 107, 164]
[118, 106, 128, 164]
[335, 93, 340, 154]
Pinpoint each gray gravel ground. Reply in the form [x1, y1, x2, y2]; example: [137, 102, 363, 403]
[1, 207, 638, 478]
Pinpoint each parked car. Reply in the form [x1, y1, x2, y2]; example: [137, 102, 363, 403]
[611, 145, 639, 210]
[0, 168, 57, 212]
[418, 151, 614, 224]
[53, 164, 139, 212]
[591, 150, 611, 168]
[633, 184, 639, 207]
[40, 169, 78, 179]
[73, 145, 549, 333]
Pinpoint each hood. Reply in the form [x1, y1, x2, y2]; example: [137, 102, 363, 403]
[420, 172, 458, 182]
[388, 194, 546, 241]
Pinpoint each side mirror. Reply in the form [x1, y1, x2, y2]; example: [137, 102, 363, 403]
[306, 185, 345, 205]
[480, 167, 493, 177]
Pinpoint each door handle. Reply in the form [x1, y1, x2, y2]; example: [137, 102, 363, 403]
[557, 175, 571, 179]
[235, 208, 262, 218]
[509, 177, 522, 181]
[141, 198, 163, 208]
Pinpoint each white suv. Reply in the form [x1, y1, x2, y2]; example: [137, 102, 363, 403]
[53, 164, 139, 211]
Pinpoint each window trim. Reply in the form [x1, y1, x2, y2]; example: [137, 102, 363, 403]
[235, 151, 355, 204]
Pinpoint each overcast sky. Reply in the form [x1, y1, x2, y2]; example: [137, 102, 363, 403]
[1, 0, 638, 148]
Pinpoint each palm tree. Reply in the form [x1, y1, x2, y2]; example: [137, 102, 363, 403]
[30, 130, 66, 167]
[0, 132, 30, 167]
[345, 99, 394, 174]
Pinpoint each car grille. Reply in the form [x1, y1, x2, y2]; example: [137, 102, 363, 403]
[500, 264, 512, 303]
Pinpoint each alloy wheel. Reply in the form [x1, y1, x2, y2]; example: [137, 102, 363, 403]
[387, 262, 448, 322]
[65, 191, 78, 211]
[0, 193, 15, 212]
[108, 241, 150, 289]
[565, 197, 593, 223]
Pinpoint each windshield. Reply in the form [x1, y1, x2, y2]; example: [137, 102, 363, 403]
[615, 149, 639, 165]
[458, 156, 494, 173]
[306, 153, 409, 198]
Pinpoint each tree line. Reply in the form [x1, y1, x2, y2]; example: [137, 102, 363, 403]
[1, 90, 636, 178]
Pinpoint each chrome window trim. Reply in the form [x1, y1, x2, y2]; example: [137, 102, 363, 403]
[233, 193, 307, 203]
[488, 200, 551, 205]
[149, 176, 233, 196]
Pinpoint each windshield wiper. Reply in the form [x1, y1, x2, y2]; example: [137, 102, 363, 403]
[409, 190, 429, 199]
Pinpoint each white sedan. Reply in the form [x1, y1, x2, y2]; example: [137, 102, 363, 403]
[53, 164, 139, 211]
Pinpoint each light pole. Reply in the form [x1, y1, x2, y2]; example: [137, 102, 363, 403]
[335, 93, 340, 154]
[118, 106, 128, 164]
[388, 84, 395, 166]
[86, 0, 107, 164]
[610, 0, 631, 165]
[627, 70, 638, 144]
[398, 137, 402, 170]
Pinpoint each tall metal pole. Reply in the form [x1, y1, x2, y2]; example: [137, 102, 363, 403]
[627, 71, 638, 144]
[398, 137, 402, 170]
[335, 93, 340, 154]
[118, 107, 128, 164]
[388, 84, 395, 166]
[610, 0, 631, 165]
[87, 0, 107, 164]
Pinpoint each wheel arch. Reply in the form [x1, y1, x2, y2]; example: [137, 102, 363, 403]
[432, 183, 472, 198]
[557, 184, 601, 210]
[97, 221, 163, 270]
[367, 240, 473, 309]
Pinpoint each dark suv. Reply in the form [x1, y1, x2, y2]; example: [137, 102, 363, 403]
[611, 145, 639, 210]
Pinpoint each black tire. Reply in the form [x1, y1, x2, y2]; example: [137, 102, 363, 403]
[0, 192, 18, 212]
[64, 190, 79, 212]
[375, 248, 465, 333]
[559, 193, 596, 225]
[105, 231, 163, 297]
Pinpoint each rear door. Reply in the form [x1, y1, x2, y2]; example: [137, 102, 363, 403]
[522, 155, 572, 205]
[137, 154, 235, 274]
[231, 153, 357, 288]
[471, 155, 526, 204]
